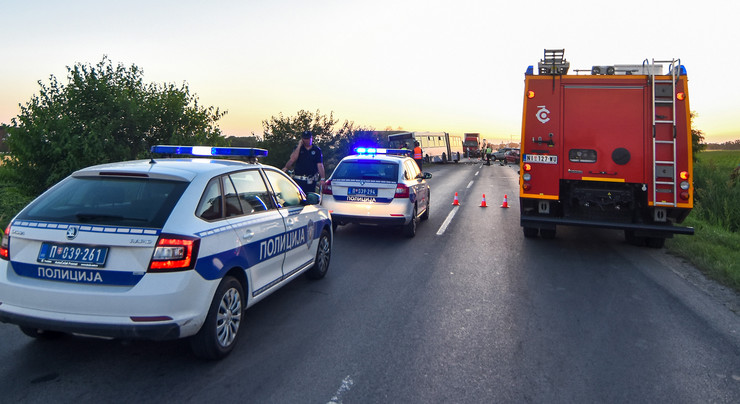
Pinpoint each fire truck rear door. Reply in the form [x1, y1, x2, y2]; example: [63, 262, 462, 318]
[562, 85, 646, 184]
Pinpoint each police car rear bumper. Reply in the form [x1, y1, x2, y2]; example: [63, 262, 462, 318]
[330, 213, 408, 226]
[0, 309, 182, 340]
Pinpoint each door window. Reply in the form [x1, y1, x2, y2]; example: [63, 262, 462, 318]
[264, 170, 303, 207]
[228, 170, 276, 214]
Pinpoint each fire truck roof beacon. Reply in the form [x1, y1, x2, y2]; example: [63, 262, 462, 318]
[538, 49, 570, 75]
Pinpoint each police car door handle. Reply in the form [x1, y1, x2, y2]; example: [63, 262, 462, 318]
[242, 229, 254, 241]
[285, 218, 295, 227]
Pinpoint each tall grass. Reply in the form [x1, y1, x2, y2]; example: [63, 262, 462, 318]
[667, 150, 740, 291]
[691, 151, 740, 232]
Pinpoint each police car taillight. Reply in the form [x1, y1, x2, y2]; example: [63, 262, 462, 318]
[148, 235, 200, 272]
[395, 183, 410, 198]
[322, 180, 333, 195]
[0, 225, 9, 260]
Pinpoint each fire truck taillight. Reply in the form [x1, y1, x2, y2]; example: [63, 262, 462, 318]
[524, 163, 532, 171]
[680, 191, 690, 200]
[522, 183, 532, 191]
[677, 92, 685, 101]
[679, 171, 689, 180]
[522, 173, 532, 181]
[527, 90, 535, 99]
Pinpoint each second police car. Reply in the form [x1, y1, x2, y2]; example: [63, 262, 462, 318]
[321, 148, 432, 237]
[0, 146, 332, 360]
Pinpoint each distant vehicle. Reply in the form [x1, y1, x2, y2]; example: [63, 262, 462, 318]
[493, 147, 513, 161]
[463, 133, 480, 157]
[388, 131, 463, 163]
[505, 149, 520, 164]
[0, 146, 332, 360]
[321, 148, 431, 237]
[519, 49, 694, 247]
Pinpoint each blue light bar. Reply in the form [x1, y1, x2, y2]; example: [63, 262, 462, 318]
[354, 147, 412, 156]
[150, 145, 268, 157]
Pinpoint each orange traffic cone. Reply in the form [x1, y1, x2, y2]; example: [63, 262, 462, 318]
[480, 194, 488, 207]
[500, 194, 509, 208]
[452, 192, 460, 206]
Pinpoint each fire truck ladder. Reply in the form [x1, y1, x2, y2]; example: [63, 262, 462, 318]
[649, 58, 681, 208]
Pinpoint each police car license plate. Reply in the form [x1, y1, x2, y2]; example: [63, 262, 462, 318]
[348, 187, 378, 197]
[37, 243, 109, 268]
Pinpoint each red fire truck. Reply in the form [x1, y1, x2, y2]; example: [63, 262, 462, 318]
[518, 49, 694, 248]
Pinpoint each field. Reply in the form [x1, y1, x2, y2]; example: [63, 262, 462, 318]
[666, 150, 740, 291]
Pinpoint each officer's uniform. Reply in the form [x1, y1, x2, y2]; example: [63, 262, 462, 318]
[293, 144, 323, 194]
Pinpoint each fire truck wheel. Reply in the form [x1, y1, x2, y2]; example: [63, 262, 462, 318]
[540, 228, 556, 239]
[646, 237, 665, 249]
[523, 227, 539, 238]
[624, 230, 646, 246]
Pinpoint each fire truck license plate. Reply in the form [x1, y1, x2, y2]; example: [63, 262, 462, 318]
[524, 154, 558, 164]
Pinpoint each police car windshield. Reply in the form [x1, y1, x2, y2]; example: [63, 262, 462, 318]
[333, 161, 398, 181]
[18, 176, 188, 228]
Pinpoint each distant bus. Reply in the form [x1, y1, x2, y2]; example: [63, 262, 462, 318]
[387, 132, 462, 163]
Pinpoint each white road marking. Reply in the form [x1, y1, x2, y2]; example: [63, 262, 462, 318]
[436, 206, 459, 235]
[327, 375, 354, 404]
[466, 180, 474, 189]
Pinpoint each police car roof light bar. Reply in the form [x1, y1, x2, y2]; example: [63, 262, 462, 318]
[150, 145, 269, 157]
[354, 147, 412, 156]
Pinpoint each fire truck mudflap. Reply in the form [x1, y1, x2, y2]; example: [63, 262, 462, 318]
[518, 49, 694, 247]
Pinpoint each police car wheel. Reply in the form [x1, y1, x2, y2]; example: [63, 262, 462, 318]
[420, 195, 430, 221]
[190, 276, 244, 360]
[306, 228, 331, 280]
[19, 326, 64, 340]
[403, 208, 417, 238]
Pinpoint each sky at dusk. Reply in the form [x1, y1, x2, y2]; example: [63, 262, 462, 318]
[2, 0, 738, 143]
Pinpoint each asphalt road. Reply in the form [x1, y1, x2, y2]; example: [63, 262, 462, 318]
[1, 160, 738, 403]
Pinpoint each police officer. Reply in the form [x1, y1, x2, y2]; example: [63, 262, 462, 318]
[412, 141, 423, 170]
[282, 130, 326, 194]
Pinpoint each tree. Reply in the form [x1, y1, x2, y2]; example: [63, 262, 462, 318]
[690, 111, 706, 160]
[4, 56, 227, 195]
[260, 109, 367, 170]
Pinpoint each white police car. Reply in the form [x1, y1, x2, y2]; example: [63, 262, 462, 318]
[321, 148, 431, 237]
[0, 146, 332, 360]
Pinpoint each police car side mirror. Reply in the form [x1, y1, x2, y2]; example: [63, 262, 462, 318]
[303, 192, 321, 205]
[422, 172, 432, 180]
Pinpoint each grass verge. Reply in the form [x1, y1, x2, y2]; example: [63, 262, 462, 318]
[666, 214, 740, 293]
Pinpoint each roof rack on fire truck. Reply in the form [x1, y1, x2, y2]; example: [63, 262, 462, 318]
[538, 49, 570, 75]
